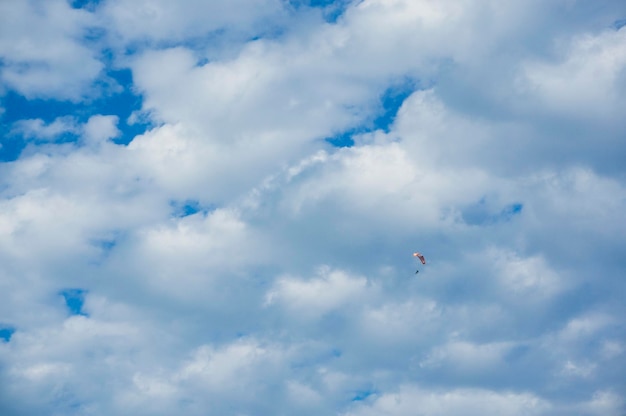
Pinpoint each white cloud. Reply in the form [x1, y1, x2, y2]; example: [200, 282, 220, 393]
[83, 115, 121, 145]
[519, 27, 626, 123]
[100, 0, 286, 47]
[488, 249, 564, 299]
[10, 115, 120, 146]
[579, 391, 625, 416]
[124, 207, 257, 286]
[360, 298, 441, 344]
[343, 385, 551, 416]
[419, 340, 510, 372]
[265, 267, 369, 319]
[1, 0, 626, 415]
[561, 359, 596, 378]
[0, 0, 103, 101]
[11, 117, 81, 141]
[600, 340, 624, 360]
[557, 313, 615, 343]
[175, 340, 284, 392]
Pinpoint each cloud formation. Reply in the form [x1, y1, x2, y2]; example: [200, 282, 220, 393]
[1, 0, 625, 415]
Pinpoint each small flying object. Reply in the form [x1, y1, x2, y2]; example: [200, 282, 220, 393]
[413, 252, 426, 274]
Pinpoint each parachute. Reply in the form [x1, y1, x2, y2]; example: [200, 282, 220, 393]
[413, 252, 426, 273]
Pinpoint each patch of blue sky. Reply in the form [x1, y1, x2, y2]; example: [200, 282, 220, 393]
[87, 230, 123, 266]
[325, 130, 356, 148]
[504, 344, 531, 363]
[1, 68, 150, 162]
[170, 199, 217, 218]
[325, 79, 417, 147]
[462, 198, 524, 226]
[51, 392, 84, 415]
[70, 0, 102, 11]
[288, 0, 352, 23]
[92, 237, 117, 255]
[0, 326, 15, 342]
[60, 289, 89, 317]
[373, 79, 417, 132]
[83, 26, 107, 44]
[313, 0, 353, 23]
[98, 239, 117, 251]
[351, 388, 376, 402]
[499, 202, 523, 221]
[613, 18, 626, 30]
[247, 25, 289, 43]
[308, 0, 337, 5]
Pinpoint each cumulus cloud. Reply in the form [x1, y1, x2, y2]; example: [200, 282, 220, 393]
[519, 26, 626, 123]
[1, 0, 625, 415]
[265, 267, 370, 319]
[10, 115, 120, 146]
[0, 0, 103, 101]
[10, 117, 81, 141]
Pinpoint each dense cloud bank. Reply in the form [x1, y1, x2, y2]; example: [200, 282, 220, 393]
[1, 0, 625, 415]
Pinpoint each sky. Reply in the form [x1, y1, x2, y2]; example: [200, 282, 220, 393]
[1, 0, 625, 415]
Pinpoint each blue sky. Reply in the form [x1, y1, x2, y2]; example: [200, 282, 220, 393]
[1, 1, 626, 415]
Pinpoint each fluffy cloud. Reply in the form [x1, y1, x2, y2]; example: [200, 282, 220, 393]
[1, 0, 625, 415]
[0, 0, 103, 101]
[265, 267, 370, 319]
[519, 26, 626, 123]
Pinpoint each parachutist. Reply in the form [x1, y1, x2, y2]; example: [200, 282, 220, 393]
[413, 252, 426, 274]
